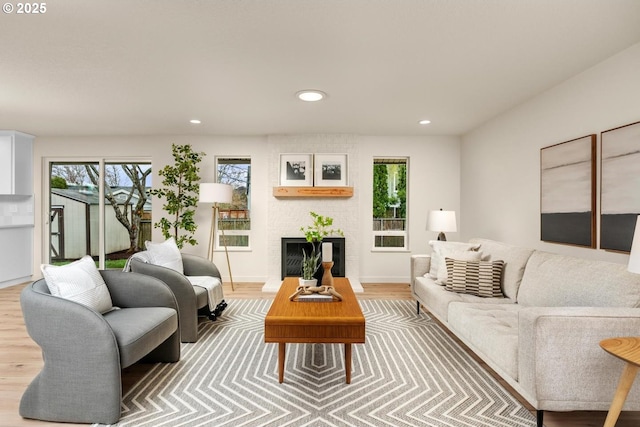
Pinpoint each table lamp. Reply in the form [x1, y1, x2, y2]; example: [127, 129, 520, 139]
[427, 209, 457, 241]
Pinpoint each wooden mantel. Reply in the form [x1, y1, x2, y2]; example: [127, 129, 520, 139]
[273, 186, 354, 198]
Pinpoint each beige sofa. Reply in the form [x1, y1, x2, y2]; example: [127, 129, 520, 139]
[410, 238, 640, 427]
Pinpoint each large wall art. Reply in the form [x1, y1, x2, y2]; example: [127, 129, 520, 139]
[540, 134, 596, 247]
[600, 120, 640, 252]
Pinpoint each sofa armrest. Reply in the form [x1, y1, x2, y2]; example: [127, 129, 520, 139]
[182, 253, 222, 278]
[22, 281, 120, 359]
[410, 255, 431, 288]
[130, 259, 191, 310]
[518, 306, 640, 411]
[100, 270, 178, 310]
[20, 281, 123, 422]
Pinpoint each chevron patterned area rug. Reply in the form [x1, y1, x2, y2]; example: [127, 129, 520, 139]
[101, 299, 536, 427]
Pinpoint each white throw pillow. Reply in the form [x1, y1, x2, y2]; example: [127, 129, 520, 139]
[145, 237, 184, 274]
[435, 249, 482, 285]
[428, 240, 482, 279]
[41, 255, 113, 314]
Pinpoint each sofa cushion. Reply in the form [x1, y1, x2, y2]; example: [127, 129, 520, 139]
[192, 284, 209, 309]
[145, 237, 184, 274]
[469, 238, 534, 300]
[518, 251, 640, 308]
[41, 255, 113, 314]
[428, 240, 481, 279]
[187, 276, 224, 310]
[447, 302, 520, 380]
[414, 275, 515, 322]
[445, 258, 505, 298]
[435, 249, 482, 284]
[103, 306, 178, 368]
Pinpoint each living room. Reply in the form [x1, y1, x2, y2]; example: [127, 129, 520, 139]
[2, 1, 640, 426]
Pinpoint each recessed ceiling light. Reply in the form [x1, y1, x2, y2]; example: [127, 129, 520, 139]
[419, 119, 431, 125]
[297, 90, 326, 102]
[190, 119, 201, 124]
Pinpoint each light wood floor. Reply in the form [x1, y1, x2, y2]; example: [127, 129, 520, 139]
[2, 281, 639, 427]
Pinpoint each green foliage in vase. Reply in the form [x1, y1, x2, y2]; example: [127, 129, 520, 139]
[300, 211, 344, 243]
[299, 211, 343, 279]
[149, 144, 205, 249]
[301, 245, 322, 280]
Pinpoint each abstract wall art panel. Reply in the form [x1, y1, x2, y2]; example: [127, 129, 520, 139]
[600, 120, 640, 252]
[540, 135, 596, 248]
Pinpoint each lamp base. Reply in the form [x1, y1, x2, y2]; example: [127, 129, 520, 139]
[321, 262, 334, 286]
[437, 232, 447, 241]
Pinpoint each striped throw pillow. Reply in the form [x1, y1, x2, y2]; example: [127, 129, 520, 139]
[444, 258, 505, 298]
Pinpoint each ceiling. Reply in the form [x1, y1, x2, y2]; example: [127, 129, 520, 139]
[2, 0, 640, 137]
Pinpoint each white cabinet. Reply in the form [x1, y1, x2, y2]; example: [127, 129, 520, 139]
[0, 227, 33, 287]
[0, 131, 34, 195]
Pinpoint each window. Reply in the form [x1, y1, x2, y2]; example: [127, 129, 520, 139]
[216, 157, 251, 249]
[48, 160, 152, 268]
[103, 162, 152, 264]
[372, 158, 408, 250]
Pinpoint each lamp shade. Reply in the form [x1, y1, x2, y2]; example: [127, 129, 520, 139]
[199, 183, 233, 204]
[628, 215, 640, 274]
[427, 209, 457, 233]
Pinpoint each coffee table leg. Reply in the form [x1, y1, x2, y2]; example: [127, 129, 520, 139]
[345, 343, 352, 384]
[278, 342, 286, 383]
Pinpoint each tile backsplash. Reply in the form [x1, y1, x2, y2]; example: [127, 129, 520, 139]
[0, 195, 34, 227]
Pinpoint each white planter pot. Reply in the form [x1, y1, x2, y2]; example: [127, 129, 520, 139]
[298, 278, 318, 287]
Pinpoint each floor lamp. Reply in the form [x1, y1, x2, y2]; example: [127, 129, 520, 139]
[199, 183, 235, 291]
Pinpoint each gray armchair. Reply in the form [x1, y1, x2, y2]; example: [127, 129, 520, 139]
[128, 252, 226, 343]
[19, 270, 180, 425]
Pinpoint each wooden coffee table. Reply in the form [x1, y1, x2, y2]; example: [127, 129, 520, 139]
[264, 277, 365, 384]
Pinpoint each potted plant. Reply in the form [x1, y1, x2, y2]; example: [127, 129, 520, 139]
[299, 211, 344, 286]
[300, 247, 321, 286]
[149, 144, 205, 249]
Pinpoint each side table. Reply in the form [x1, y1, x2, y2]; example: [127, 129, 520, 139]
[600, 337, 640, 427]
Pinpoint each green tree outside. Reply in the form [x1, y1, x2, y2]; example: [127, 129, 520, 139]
[50, 176, 68, 189]
[373, 164, 389, 218]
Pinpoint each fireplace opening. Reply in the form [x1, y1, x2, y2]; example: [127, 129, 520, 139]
[281, 237, 345, 280]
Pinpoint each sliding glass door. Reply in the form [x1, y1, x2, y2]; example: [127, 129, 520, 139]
[47, 159, 152, 268]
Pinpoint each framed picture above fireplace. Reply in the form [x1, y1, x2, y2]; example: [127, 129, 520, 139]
[279, 153, 313, 186]
[314, 153, 348, 187]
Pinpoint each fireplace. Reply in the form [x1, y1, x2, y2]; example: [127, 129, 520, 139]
[281, 237, 345, 280]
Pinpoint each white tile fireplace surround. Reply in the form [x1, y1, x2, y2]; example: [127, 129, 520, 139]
[262, 134, 363, 293]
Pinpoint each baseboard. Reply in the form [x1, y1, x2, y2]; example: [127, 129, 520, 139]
[0, 276, 31, 289]
[359, 276, 410, 284]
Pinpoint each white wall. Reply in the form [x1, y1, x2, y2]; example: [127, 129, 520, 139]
[461, 41, 640, 264]
[32, 134, 460, 284]
[358, 135, 460, 282]
[30, 42, 640, 283]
